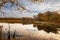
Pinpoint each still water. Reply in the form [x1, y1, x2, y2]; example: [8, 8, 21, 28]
[0, 23, 60, 40]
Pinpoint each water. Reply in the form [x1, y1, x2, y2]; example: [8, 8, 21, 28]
[0, 23, 60, 40]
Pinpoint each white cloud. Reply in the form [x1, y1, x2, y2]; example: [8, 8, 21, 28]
[0, 0, 60, 18]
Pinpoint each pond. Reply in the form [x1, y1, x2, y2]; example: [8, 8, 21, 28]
[0, 23, 60, 40]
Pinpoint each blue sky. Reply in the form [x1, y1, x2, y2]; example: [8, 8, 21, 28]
[0, 0, 60, 18]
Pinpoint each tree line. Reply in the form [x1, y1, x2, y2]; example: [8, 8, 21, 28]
[34, 11, 60, 23]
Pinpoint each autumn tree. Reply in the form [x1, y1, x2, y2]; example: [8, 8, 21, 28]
[36, 11, 60, 23]
[33, 11, 60, 33]
[51, 12, 60, 23]
[36, 13, 45, 21]
[43, 11, 53, 22]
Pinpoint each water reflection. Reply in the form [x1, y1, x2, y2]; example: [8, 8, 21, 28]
[0, 23, 60, 40]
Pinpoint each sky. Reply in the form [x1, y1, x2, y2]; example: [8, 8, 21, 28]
[0, 0, 60, 18]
